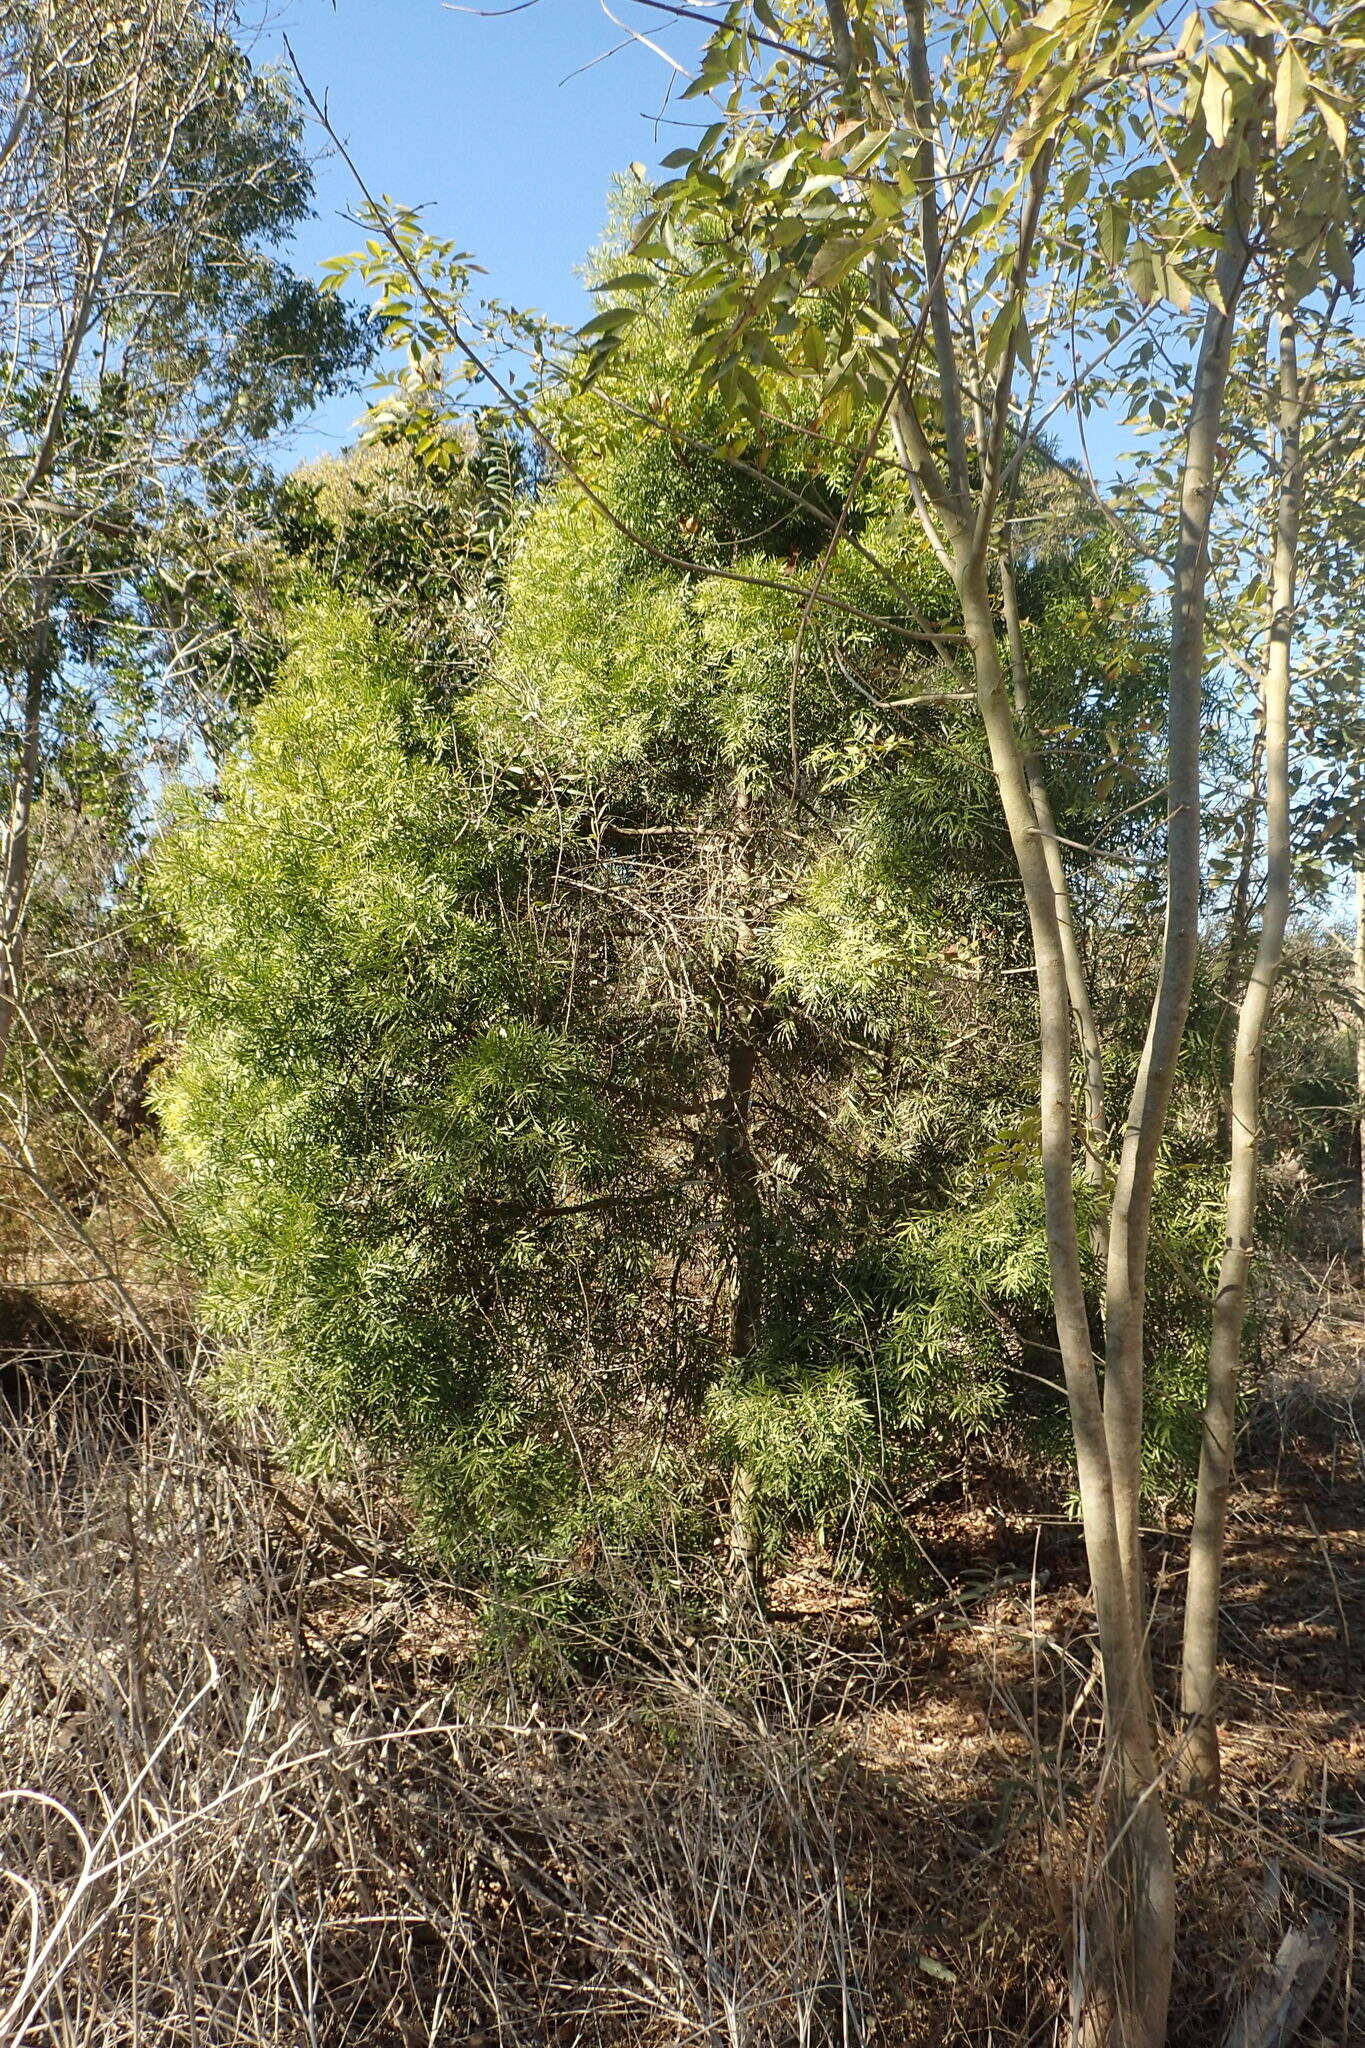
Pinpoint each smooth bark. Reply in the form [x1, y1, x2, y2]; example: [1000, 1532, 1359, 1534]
[897, 11, 1176, 2032]
[719, 1029, 762, 1363]
[1179, 306, 1301, 1801]
[719, 1026, 764, 1579]
[718, 789, 765, 1582]
[1101, 162, 1258, 1650]
[1001, 554, 1109, 1216]
[958, 572, 1174, 2048]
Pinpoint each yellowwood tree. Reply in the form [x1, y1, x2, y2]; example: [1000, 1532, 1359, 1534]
[563, 2, 1363, 2039]
[293, 9, 1364, 2035]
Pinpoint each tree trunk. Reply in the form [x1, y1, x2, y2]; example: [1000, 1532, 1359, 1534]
[720, 1027, 764, 1583]
[1214, 721, 1266, 1151]
[720, 1030, 762, 1365]
[719, 790, 765, 1584]
[0, 572, 52, 1077]
[1001, 553, 1108, 1228]
[956, 569, 1174, 2048]
[1356, 852, 1365, 1275]
[1179, 304, 1301, 1801]
[1101, 169, 1257, 1652]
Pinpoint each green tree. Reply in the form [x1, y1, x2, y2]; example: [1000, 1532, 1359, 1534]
[0, 0, 371, 1073]
[152, 592, 682, 1568]
[564, 7, 1363, 2032]
[0, 2, 372, 1325]
[151, 254, 1190, 1613]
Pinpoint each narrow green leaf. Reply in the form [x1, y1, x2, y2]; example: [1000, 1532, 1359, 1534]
[577, 306, 638, 339]
[914, 1953, 958, 1985]
[843, 127, 895, 175]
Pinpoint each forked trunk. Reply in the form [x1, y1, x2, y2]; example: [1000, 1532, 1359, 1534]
[956, 571, 1175, 2048]
[1180, 303, 1300, 1802]
[1101, 165, 1258, 1652]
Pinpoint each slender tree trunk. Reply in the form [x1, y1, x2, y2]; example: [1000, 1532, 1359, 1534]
[956, 569, 1174, 2048]
[1102, 170, 1257, 1652]
[0, 571, 52, 1076]
[1001, 554, 1108, 1224]
[894, 12, 1175, 2023]
[720, 1030, 762, 1364]
[1179, 304, 1301, 1802]
[719, 788, 765, 1583]
[1356, 851, 1365, 1274]
[1215, 721, 1266, 1142]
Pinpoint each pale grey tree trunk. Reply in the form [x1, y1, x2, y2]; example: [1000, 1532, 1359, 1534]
[1001, 554, 1108, 1223]
[956, 570, 1174, 2048]
[1179, 303, 1301, 1801]
[720, 1027, 764, 1582]
[892, 9, 1178, 2027]
[1101, 170, 1258, 1653]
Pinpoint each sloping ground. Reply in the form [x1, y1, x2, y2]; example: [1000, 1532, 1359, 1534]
[0, 1298, 1360, 2046]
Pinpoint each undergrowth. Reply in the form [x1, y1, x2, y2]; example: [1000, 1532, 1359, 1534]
[0, 1318, 1359, 2045]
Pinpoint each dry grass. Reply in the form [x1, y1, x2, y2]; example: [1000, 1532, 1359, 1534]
[0, 1303, 1361, 2047]
[0, 1334, 893, 2048]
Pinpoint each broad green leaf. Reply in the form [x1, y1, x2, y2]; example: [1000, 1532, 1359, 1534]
[1274, 43, 1308, 148]
[1201, 63, 1232, 148]
[1128, 244, 1158, 305]
[807, 236, 867, 287]
[1060, 163, 1091, 208]
[1175, 9, 1203, 56]
[843, 128, 896, 175]
[1099, 203, 1129, 267]
[1325, 223, 1355, 292]
[1310, 85, 1348, 155]
[981, 302, 1018, 373]
[1210, 0, 1274, 30]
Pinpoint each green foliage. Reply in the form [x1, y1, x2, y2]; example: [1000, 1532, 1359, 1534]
[704, 1368, 875, 1532]
[150, 238, 1278, 1592]
[884, 1135, 1236, 1502]
[152, 598, 671, 1564]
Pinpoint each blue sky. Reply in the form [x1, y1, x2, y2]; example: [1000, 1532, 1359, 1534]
[258, 0, 709, 457]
